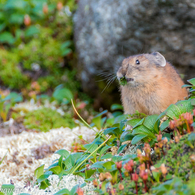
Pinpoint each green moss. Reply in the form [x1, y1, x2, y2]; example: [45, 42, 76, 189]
[17, 28, 62, 71]
[23, 108, 75, 132]
[0, 49, 30, 89]
[114, 178, 141, 195]
[0, 0, 78, 93]
[158, 134, 195, 180]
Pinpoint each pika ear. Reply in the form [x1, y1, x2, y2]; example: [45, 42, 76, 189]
[151, 52, 166, 67]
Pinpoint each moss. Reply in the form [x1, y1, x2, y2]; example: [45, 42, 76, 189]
[0, 49, 30, 89]
[17, 28, 63, 71]
[22, 108, 75, 132]
[158, 134, 195, 180]
[114, 179, 138, 195]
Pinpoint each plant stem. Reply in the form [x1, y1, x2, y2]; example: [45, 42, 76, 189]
[119, 170, 123, 181]
[135, 182, 138, 195]
[71, 135, 111, 174]
[144, 180, 148, 193]
[185, 120, 191, 133]
[71, 99, 98, 133]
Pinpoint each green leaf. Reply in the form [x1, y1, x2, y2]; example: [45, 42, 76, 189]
[122, 154, 137, 161]
[132, 125, 155, 138]
[114, 114, 129, 124]
[160, 120, 170, 131]
[101, 181, 107, 193]
[84, 143, 98, 154]
[64, 155, 73, 169]
[165, 104, 181, 119]
[34, 164, 44, 179]
[85, 169, 96, 179]
[103, 127, 120, 136]
[55, 149, 69, 158]
[120, 131, 134, 142]
[1, 184, 14, 195]
[162, 133, 171, 141]
[126, 118, 142, 127]
[90, 161, 104, 169]
[111, 104, 123, 111]
[143, 115, 158, 132]
[103, 161, 114, 170]
[9, 13, 24, 24]
[119, 77, 127, 86]
[4, 0, 27, 10]
[188, 133, 195, 141]
[117, 144, 127, 153]
[71, 152, 83, 164]
[54, 188, 70, 195]
[182, 84, 192, 88]
[95, 110, 108, 118]
[0, 152, 7, 165]
[191, 98, 195, 106]
[112, 111, 123, 117]
[192, 122, 195, 127]
[61, 49, 72, 56]
[163, 100, 193, 120]
[53, 87, 73, 102]
[0, 23, 6, 32]
[49, 166, 62, 174]
[4, 92, 23, 102]
[37, 171, 52, 183]
[152, 171, 161, 182]
[176, 100, 193, 114]
[70, 184, 79, 195]
[112, 155, 123, 162]
[0, 32, 15, 44]
[80, 183, 86, 188]
[101, 153, 113, 160]
[133, 118, 145, 128]
[61, 41, 72, 49]
[99, 145, 111, 160]
[92, 116, 101, 129]
[131, 134, 147, 144]
[25, 26, 40, 37]
[188, 78, 195, 86]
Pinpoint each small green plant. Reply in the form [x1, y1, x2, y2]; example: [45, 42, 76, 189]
[119, 77, 127, 86]
[0, 0, 78, 93]
[22, 108, 75, 132]
[0, 92, 23, 122]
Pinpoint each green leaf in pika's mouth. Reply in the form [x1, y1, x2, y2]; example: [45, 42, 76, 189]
[119, 77, 127, 86]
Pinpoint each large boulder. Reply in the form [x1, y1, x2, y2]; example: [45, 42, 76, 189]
[74, 0, 195, 107]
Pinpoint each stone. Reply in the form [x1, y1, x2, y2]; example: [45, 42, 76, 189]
[74, 0, 195, 107]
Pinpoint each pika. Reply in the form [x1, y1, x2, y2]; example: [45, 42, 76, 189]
[117, 52, 188, 115]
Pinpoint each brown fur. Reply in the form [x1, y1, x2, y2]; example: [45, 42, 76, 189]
[117, 52, 188, 115]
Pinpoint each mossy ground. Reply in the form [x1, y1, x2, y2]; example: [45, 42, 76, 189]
[158, 134, 195, 180]
[13, 107, 75, 132]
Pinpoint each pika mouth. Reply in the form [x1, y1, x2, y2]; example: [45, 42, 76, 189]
[126, 78, 134, 82]
[119, 77, 134, 86]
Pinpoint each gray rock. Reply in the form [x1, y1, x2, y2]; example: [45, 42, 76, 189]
[74, 0, 195, 105]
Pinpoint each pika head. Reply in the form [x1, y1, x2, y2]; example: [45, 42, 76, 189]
[117, 52, 166, 87]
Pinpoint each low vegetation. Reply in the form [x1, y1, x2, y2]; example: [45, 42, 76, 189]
[1, 1, 195, 194]
[22, 79, 195, 194]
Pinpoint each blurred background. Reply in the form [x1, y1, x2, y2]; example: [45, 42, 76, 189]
[0, 0, 195, 110]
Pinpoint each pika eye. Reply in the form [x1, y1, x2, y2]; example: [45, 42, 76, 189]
[136, 59, 140, 64]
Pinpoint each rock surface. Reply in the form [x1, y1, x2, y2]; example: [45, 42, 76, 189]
[74, 0, 195, 105]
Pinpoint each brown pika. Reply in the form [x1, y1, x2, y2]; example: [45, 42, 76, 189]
[117, 52, 188, 115]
